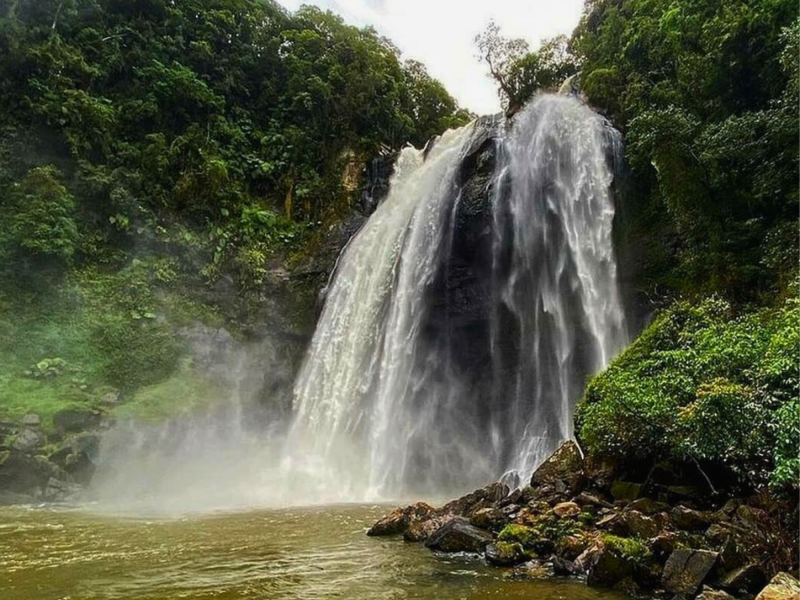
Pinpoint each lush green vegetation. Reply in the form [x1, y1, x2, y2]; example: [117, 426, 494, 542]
[577, 294, 799, 492]
[0, 0, 470, 425]
[475, 0, 799, 496]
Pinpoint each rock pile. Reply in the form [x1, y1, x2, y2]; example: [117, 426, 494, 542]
[368, 441, 799, 599]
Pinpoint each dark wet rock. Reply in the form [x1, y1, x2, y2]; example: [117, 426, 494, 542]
[583, 456, 619, 491]
[404, 515, 452, 542]
[574, 492, 614, 510]
[442, 482, 509, 517]
[586, 546, 634, 587]
[673, 505, 714, 531]
[610, 481, 642, 501]
[596, 513, 629, 537]
[470, 507, 507, 531]
[632, 558, 664, 590]
[662, 548, 719, 595]
[666, 485, 703, 503]
[756, 572, 800, 600]
[552, 556, 578, 576]
[555, 535, 587, 561]
[530, 441, 584, 492]
[719, 536, 748, 571]
[626, 497, 669, 516]
[697, 585, 737, 600]
[424, 517, 494, 553]
[53, 409, 101, 434]
[367, 502, 435, 536]
[485, 541, 527, 566]
[648, 532, 679, 564]
[0, 449, 50, 494]
[619, 510, 659, 539]
[511, 559, 554, 580]
[719, 563, 767, 595]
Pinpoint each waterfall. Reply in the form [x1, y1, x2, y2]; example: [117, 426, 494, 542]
[285, 94, 628, 502]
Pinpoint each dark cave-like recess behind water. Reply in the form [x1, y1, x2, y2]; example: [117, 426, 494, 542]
[285, 94, 629, 502]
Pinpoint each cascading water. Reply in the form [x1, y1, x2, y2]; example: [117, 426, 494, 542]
[90, 94, 628, 511]
[284, 94, 628, 502]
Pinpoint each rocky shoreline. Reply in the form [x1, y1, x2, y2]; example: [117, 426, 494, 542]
[367, 442, 799, 600]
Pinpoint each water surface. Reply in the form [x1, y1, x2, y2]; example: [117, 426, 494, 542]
[0, 504, 627, 600]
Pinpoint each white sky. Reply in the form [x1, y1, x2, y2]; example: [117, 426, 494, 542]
[276, 0, 585, 115]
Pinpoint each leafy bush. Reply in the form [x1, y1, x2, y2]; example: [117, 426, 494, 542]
[2, 166, 79, 265]
[577, 295, 799, 492]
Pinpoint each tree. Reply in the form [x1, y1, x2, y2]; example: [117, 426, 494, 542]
[475, 21, 530, 115]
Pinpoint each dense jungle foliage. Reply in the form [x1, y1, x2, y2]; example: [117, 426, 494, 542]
[478, 0, 798, 494]
[0, 0, 470, 425]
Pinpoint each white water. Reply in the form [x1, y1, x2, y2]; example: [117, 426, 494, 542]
[91, 94, 627, 511]
[283, 94, 627, 501]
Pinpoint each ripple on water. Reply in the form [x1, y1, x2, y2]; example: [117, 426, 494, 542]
[0, 505, 629, 600]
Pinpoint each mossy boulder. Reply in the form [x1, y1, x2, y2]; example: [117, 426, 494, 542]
[485, 541, 528, 566]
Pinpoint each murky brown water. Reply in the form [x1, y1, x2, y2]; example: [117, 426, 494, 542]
[0, 504, 627, 600]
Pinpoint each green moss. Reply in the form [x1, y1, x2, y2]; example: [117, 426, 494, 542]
[600, 534, 651, 562]
[498, 524, 537, 547]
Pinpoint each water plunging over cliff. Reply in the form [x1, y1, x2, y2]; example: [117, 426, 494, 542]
[285, 95, 627, 501]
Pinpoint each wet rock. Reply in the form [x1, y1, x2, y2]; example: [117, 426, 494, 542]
[470, 507, 507, 531]
[574, 492, 614, 510]
[586, 546, 634, 587]
[697, 585, 736, 600]
[442, 482, 509, 517]
[21, 413, 41, 427]
[555, 535, 587, 561]
[719, 536, 747, 571]
[553, 502, 581, 519]
[719, 563, 767, 595]
[673, 505, 714, 531]
[552, 556, 577, 576]
[662, 548, 719, 595]
[755, 572, 800, 600]
[583, 456, 619, 491]
[620, 510, 659, 539]
[610, 481, 642, 501]
[626, 497, 669, 516]
[424, 517, 494, 553]
[530, 441, 584, 492]
[511, 559, 554, 580]
[596, 513, 629, 537]
[0, 449, 50, 495]
[648, 532, 679, 564]
[53, 409, 101, 434]
[485, 541, 527, 566]
[13, 428, 44, 452]
[368, 502, 435, 536]
[43, 477, 83, 502]
[404, 515, 452, 542]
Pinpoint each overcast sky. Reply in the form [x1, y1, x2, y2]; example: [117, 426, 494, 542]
[276, 0, 585, 115]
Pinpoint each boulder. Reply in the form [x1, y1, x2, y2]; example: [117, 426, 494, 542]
[552, 556, 578, 576]
[553, 502, 581, 519]
[620, 510, 659, 539]
[556, 535, 588, 561]
[755, 572, 800, 600]
[404, 515, 452, 542]
[586, 546, 634, 587]
[648, 532, 678, 564]
[485, 541, 527, 566]
[597, 513, 629, 537]
[662, 548, 719, 595]
[442, 482, 509, 516]
[697, 585, 736, 600]
[574, 492, 614, 509]
[530, 441, 584, 491]
[626, 497, 669, 516]
[719, 563, 767, 595]
[13, 428, 44, 452]
[470, 507, 507, 531]
[610, 481, 642, 501]
[367, 502, 435, 536]
[673, 505, 714, 531]
[53, 409, 101, 434]
[21, 413, 41, 427]
[424, 517, 494, 553]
